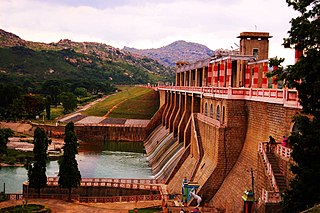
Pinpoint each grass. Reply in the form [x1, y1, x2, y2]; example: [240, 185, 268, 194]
[0, 149, 33, 165]
[0, 204, 50, 213]
[82, 86, 159, 119]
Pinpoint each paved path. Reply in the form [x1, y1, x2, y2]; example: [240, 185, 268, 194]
[0, 199, 162, 213]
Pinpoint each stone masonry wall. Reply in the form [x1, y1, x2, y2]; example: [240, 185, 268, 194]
[209, 101, 299, 211]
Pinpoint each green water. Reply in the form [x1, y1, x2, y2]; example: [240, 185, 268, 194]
[0, 141, 152, 193]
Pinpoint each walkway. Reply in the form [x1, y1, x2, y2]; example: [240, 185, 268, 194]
[0, 199, 162, 213]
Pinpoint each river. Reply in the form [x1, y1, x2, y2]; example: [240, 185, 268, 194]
[0, 141, 152, 193]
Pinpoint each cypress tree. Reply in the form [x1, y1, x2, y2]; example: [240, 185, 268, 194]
[28, 127, 49, 196]
[58, 122, 81, 201]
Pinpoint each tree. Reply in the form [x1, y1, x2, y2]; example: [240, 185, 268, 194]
[45, 96, 51, 120]
[0, 128, 14, 154]
[58, 92, 77, 113]
[74, 87, 87, 97]
[268, 1, 320, 212]
[58, 122, 81, 201]
[23, 94, 45, 119]
[28, 127, 49, 196]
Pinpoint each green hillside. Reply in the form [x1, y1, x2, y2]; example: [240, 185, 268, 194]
[83, 86, 159, 119]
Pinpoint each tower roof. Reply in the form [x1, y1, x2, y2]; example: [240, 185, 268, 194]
[237, 32, 272, 39]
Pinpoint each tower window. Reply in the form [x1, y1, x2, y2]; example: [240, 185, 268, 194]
[253, 49, 259, 58]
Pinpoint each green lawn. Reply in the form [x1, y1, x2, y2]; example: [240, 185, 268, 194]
[82, 86, 159, 119]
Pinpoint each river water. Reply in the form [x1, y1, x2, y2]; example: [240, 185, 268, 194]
[0, 141, 152, 193]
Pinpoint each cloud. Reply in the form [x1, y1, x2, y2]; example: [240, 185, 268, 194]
[0, 0, 297, 65]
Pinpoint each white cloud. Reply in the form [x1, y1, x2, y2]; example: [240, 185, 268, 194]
[0, 0, 298, 65]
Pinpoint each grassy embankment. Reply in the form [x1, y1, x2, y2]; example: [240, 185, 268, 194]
[82, 86, 160, 120]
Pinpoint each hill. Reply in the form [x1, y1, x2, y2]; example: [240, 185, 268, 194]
[123, 40, 214, 67]
[0, 29, 174, 94]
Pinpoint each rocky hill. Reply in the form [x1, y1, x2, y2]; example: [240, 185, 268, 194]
[123, 40, 214, 67]
[0, 29, 174, 91]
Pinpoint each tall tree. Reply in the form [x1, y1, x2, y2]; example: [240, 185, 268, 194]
[268, 1, 320, 212]
[58, 122, 81, 201]
[0, 128, 14, 154]
[45, 96, 51, 120]
[28, 127, 49, 196]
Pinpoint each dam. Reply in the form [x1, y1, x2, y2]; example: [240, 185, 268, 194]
[23, 32, 300, 212]
[144, 32, 300, 212]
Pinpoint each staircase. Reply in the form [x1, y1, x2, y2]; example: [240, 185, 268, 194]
[265, 152, 286, 192]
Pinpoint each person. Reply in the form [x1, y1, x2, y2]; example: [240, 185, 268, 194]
[269, 136, 276, 152]
[282, 136, 287, 147]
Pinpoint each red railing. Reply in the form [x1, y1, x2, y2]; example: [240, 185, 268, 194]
[5, 194, 24, 200]
[158, 86, 301, 109]
[276, 145, 292, 160]
[46, 177, 163, 191]
[261, 188, 281, 203]
[79, 194, 162, 203]
[258, 143, 279, 192]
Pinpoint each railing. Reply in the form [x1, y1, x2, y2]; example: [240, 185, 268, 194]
[261, 188, 281, 203]
[276, 144, 292, 160]
[258, 143, 279, 192]
[47, 177, 163, 184]
[158, 86, 301, 109]
[46, 177, 164, 191]
[20, 193, 162, 203]
[5, 193, 24, 200]
[79, 194, 162, 203]
[27, 194, 80, 201]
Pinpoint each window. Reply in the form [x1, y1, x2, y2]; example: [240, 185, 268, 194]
[253, 48, 259, 58]
[204, 103, 208, 116]
[216, 105, 220, 121]
[210, 104, 214, 118]
[222, 106, 225, 123]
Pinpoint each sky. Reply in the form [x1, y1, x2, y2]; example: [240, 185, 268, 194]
[0, 0, 298, 66]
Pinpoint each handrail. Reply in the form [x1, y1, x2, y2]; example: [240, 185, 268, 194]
[158, 86, 301, 109]
[261, 188, 281, 203]
[258, 142, 279, 192]
[275, 144, 292, 160]
[47, 177, 164, 184]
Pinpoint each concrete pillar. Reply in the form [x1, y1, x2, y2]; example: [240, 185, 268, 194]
[226, 58, 232, 87]
[213, 62, 219, 87]
[177, 94, 192, 143]
[219, 61, 225, 87]
[168, 93, 179, 132]
[245, 65, 251, 88]
[173, 93, 184, 137]
[253, 65, 259, 88]
[162, 91, 171, 125]
[165, 92, 175, 128]
[262, 62, 268, 88]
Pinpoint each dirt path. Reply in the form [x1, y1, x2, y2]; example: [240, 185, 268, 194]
[103, 99, 127, 118]
[0, 199, 162, 213]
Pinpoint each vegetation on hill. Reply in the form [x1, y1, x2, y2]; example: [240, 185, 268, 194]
[124, 40, 214, 67]
[0, 29, 172, 121]
[268, 0, 320, 212]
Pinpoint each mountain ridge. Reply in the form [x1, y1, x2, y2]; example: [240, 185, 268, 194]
[0, 29, 174, 90]
[123, 40, 214, 67]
